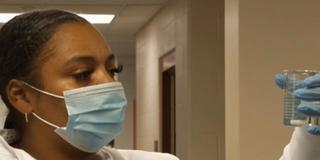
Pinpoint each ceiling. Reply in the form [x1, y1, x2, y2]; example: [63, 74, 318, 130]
[0, 0, 169, 56]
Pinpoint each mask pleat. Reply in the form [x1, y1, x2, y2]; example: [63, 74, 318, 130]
[66, 94, 127, 115]
[72, 123, 123, 135]
[71, 109, 125, 123]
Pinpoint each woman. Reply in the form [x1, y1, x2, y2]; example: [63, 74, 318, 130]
[0, 9, 178, 160]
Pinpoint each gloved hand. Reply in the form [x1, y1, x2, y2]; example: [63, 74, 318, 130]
[275, 73, 320, 135]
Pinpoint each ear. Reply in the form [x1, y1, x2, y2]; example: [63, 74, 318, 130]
[6, 79, 34, 114]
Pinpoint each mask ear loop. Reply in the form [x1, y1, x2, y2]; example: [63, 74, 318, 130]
[20, 82, 62, 129]
[32, 113, 60, 129]
[21, 81, 64, 99]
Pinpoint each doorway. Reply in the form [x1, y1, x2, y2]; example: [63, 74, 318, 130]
[160, 50, 176, 154]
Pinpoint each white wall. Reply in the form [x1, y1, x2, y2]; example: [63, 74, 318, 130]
[135, 0, 185, 152]
[136, 0, 191, 157]
[115, 55, 136, 149]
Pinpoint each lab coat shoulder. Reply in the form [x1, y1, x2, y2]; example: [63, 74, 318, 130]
[118, 149, 179, 160]
[0, 136, 35, 160]
[0, 136, 179, 160]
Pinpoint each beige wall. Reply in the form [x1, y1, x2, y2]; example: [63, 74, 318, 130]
[225, 0, 240, 159]
[188, 0, 225, 159]
[225, 0, 320, 160]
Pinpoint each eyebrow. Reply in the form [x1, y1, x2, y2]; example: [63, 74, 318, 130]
[64, 54, 115, 67]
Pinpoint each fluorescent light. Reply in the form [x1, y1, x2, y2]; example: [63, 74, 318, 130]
[78, 14, 114, 24]
[0, 13, 114, 24]
[0, 13, 21, 23]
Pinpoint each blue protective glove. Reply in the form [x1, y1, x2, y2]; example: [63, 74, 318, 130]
[275, 73, 320, 135]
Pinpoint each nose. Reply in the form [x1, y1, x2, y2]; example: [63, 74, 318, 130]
[94, 66, 114, 84]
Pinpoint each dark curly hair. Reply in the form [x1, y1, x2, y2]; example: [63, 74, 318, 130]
[0, 9, 89, 138]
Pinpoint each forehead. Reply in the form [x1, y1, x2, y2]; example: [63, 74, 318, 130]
[43, 22, 111, 62]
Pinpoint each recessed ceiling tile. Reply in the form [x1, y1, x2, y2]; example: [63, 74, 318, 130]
[105, 5, 163, 36]
[120, 5, 162, 16]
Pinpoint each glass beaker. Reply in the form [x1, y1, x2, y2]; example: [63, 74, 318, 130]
[282, 70, 319, 126]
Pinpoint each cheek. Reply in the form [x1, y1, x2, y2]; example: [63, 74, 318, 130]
[36, 95, 68, 126]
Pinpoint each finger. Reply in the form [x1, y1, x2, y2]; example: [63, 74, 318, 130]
[294, 88, 320, 100]
[274, 73, 286, 89]
[307, 125, 320, 135]
[303, 74, 320, 88]
[274, 73, 304, 90]
[297, 103, 320, 116]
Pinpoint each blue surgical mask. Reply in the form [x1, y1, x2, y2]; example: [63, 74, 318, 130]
[23, 82, 127, 153]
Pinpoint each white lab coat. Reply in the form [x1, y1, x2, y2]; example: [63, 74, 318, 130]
[0, 136, 179, 160]
[280, 127, 320, 160]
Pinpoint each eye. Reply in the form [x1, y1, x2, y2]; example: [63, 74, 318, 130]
[72, 68, 94, 82]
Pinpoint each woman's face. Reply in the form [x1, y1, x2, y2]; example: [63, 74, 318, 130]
[32, 22, 115, 127]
